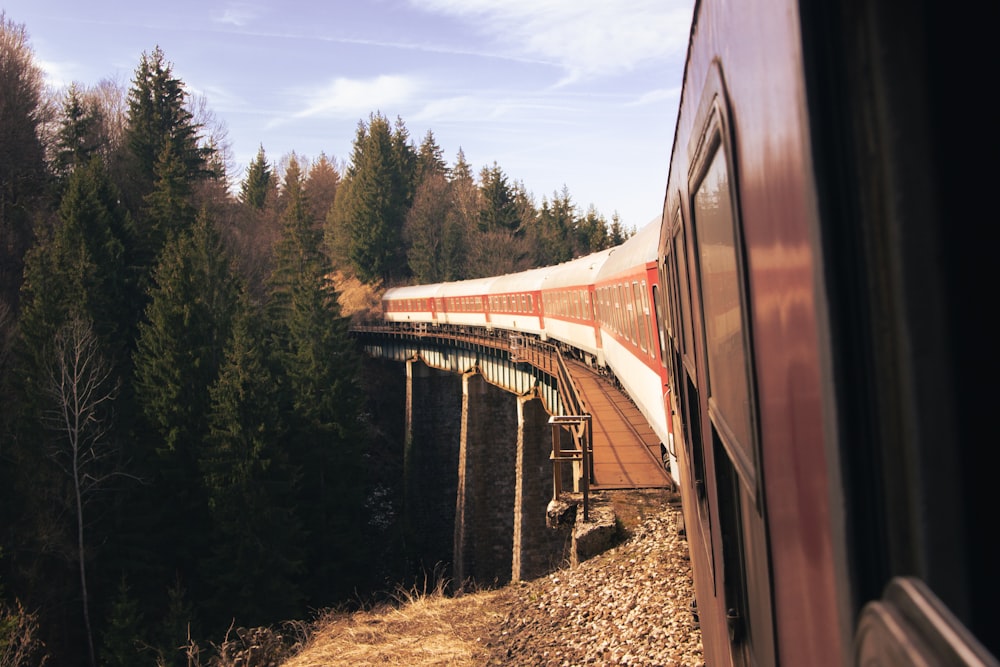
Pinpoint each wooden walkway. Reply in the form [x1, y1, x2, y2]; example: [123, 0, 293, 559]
[564, 360, 671, 489]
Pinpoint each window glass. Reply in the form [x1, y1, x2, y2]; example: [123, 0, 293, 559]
[693, 148, 753, 463]
[634, 282, 648, 351]
[674, 231, 695, 362]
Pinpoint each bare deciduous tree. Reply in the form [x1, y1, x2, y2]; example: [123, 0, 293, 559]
[40, 316, 120, 667]
[0, 596, 47, 667]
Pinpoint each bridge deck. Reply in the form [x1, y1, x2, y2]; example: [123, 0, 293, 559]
[564, 360, 671, 490]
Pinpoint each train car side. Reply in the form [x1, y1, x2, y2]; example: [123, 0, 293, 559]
[537, 249, 612, 366]
[382, 284, 441, 325]
[656, 0, 996, 664]
[488, 266, 549, 338]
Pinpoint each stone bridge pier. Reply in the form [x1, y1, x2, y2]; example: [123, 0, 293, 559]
[404, 359, 572, 589]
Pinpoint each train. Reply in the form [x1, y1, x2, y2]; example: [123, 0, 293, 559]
[382, 218, 678, 483]
[381, 0, 996, 664]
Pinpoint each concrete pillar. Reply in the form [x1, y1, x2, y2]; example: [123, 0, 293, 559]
[404, 360, 462, 579]
[453, 372, 516, 588]
[512, 396, 573, 581]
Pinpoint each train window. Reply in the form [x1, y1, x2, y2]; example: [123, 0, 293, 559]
[634, 282, 648, 351]
[674, 229, 696, 378]
[692, 145, 756, 487]
[627, 284, 638, 345]
[641, 281, 654, 358]
[653, 284, 668, 364]
[612, 285, 621, 335]
[632, 287, 641, 346]
[618, 284, 627, 337]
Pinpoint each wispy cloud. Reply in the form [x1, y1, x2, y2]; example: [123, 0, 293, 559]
[287, 74, 420, 122]
[214, 2, 262, 27]
[628, 85, 682, 107]
[409, 0, 693, 83]
[37, 58, 78, 89]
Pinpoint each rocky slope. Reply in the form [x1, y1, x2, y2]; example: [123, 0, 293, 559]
[484, 490, 704, 666]
[282, 488, 703, 667]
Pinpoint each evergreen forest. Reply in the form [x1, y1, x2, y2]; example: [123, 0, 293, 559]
[0, 14, 632, 666]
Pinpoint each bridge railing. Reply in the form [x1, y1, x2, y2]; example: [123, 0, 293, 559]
[353, 322, 594, 521]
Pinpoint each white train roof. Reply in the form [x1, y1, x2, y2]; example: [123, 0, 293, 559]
[384, 215, 662, 302]
[490, 265, 553, 293]
[541, 247, 615, 290]
[437, 275, 498, 298]
[596, 217, 661, 282]
[383, 283, 444, 300]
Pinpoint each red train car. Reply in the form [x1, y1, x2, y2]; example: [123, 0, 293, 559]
[658, 0, 995, 664]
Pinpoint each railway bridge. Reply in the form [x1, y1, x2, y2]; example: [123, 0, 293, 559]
[352, 324, 671, 586]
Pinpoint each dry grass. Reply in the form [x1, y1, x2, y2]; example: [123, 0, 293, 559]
[331, 271, 383, 323]
[280, 490, 674, 667]
[281, 583, 504, 667]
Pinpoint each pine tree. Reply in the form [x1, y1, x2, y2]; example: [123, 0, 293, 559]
[391, 116, 417, 212]
[19, 158, 131, 372]
[100, 576, 146, 667]
[199, 297, 303, 628]
[447, 149, 479, 280]
[577, 204, 611, 252]
[608, 213, 631, 246]
[465, 163, 532, 277]
[478, 162, 520, 233]
[239, 145, 272, 211]
[415, 129, 447, 186]
[53, 84, 105, 184]
[303, 152, 340, 230]
[335, 113, 412, 283]
[132, 210, 239, 601]
[123, 46, 213, 276]
[268, 158, 367, 604]
[532, 186, 576, 266]
[0, 13, 48, 310]
[134, 209, 238, 453]
[125, 46, 208, 199]
[267, 157, 319, 322]
[143, 136, 197, 259]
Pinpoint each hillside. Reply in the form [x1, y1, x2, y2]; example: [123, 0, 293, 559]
[280, 489, 704, 667]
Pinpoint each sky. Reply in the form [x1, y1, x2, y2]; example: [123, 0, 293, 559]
[4, 0, 695, 230]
